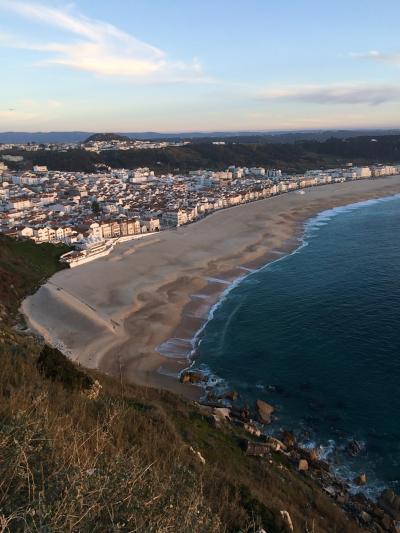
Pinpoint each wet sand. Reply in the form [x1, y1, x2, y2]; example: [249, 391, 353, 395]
[22, 176, 400, 398]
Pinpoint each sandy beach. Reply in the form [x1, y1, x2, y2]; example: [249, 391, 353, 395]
[22, 176, 400, 397]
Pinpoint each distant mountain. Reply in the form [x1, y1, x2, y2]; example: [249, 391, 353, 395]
[84, 132, 131, 144]
[0, 131, 91, 144]
[1, 129, 400, 144]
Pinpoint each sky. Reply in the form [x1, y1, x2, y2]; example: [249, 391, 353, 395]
[1, 0, 400, 132]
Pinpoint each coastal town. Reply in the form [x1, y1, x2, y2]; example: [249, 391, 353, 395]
[1, 158, 399, 266]
[0, 136, 190, 155]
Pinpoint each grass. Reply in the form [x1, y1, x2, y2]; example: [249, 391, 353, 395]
[0, 236, 69, 318]
[0, 237, 365, 532]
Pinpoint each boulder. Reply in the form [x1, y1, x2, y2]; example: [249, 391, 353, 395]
[256, 399, 275, 424]
[265, 436, 287, 452]
[231, 405, 251, 422]
[336, 493, 348, 505]
[371, 506, 385, 519]
[179, 370, 207, 384]
[359, 511, 372, 524]
[306, 447, 319, 463]
[380, 513, 393, 530]
[243, 423, 261, 438]
[207, 414, 220, 428]
[346, 439, 363, 457]
[354, 473, 367, 486]
[213, 407, 231, 423]
[378, 489, 400, 520]
[298, 459, 309, 472]
[324, 486, 336, 497]
[223, 390, 239, 402]
[281, 430, 296, 448]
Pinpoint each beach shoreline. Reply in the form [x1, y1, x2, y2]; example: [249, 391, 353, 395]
[21, 175, 400, 399]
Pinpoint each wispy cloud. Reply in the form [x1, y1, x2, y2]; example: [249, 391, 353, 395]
[258, 84, 400, 106]
[0, 0, 209, 83]
[351, 50, 400, 66]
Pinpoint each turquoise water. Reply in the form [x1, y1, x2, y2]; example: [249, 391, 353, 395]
[195, 194, 400, 496]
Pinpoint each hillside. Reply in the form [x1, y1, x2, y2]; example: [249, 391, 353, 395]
[0, 236, 389, 532]
[84, 132, 132, 144]
[4, 135, 400, 174]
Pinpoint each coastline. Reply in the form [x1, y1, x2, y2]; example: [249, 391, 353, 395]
[21, 175, 400, 400]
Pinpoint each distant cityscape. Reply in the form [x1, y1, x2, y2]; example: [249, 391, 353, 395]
[1, 156, 398, 266]
[0, 136, 191, 155]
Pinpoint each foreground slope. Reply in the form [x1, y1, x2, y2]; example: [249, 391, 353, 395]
[0, 236, 368, 532]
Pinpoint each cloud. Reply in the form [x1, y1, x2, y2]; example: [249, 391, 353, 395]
[351, 50, 400, 66]
[258, 84, 400, 106]
[0, 0, 209, 83]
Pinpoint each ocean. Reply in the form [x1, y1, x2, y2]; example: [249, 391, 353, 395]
[194, 194, 400, 497]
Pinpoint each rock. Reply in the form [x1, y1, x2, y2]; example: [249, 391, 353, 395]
[346, 439, 363, 457]
[305, 447, 319, 463]
[353, 492, 369, 505]
[281, 430, 296, 448]
[298, 459, 309, 472]
[379, 490, 400, 520]
[359, 511, 372, 524]
[336, 493, 348, 504]
[381, 514, 394, 530]
[207, 415, 219, 428]
[280, 510, 294, 532]
[391, 522, 400, 533]
[230, 406, 251, 422]
[265, 436, 287, 452]
[256, 399, 275, 424]
[179, 370, 207, 384]
[223, 390, 239, 402]
[324, 486, 336, 497]
[213, 407, 231, 423]
[372, 506, 385, 519]
[243, 423, 261, 438]
[354, 473, 367, 486]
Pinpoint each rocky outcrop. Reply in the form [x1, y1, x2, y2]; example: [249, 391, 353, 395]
[346, 439, 363, 457]
[378, 489, 400, 520]
[180, 370, 207, 384]
[265, 437, 287, 452]
[222, 390, 239, 401]
[354, 473, 367, 486]
[280, 430, 296, 449]
[255, 399, 274, 424]
[298, 459, 309, 472]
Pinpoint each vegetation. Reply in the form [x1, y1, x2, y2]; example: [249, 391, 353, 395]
[4, 134, 400, 174]
[0, 238, 365, 531]
[84, 132, 132, 143]
[0, 236, 69, 318]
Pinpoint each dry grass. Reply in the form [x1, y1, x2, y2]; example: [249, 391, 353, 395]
[0, 339, 222, 532]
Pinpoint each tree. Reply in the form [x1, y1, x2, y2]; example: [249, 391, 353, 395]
[91, 200, 101, 215]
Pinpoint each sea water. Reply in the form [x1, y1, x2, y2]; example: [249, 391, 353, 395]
[194, 194, 400, 497]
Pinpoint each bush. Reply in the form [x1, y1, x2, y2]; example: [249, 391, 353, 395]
[36, 345, 93, 390]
